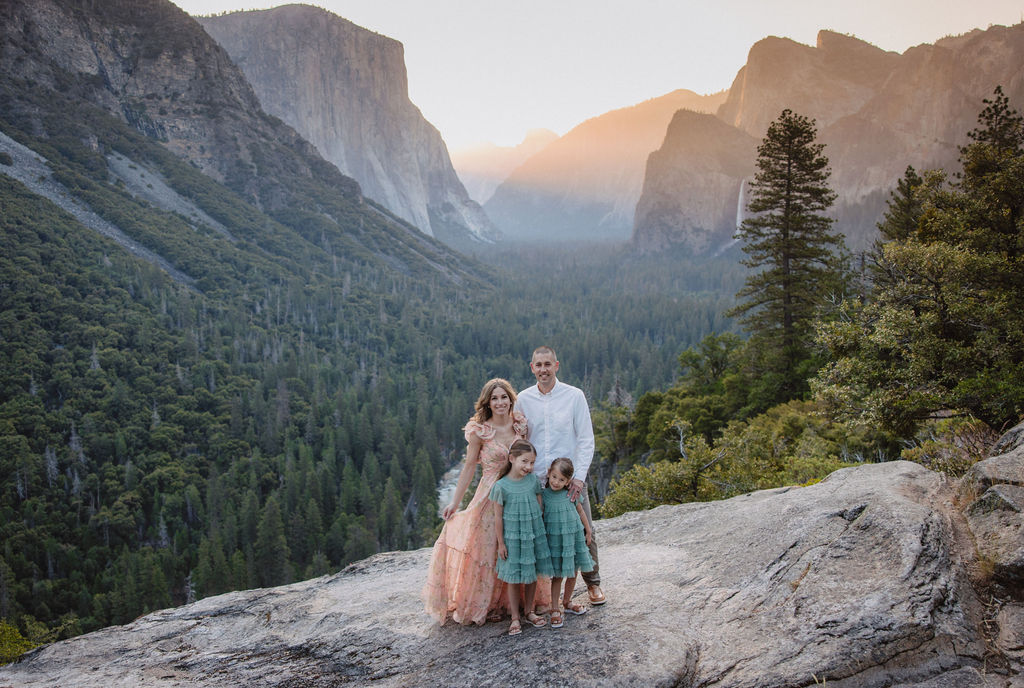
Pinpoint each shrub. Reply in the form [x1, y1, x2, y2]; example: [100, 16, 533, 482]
[0, 620, 36, 665]
[601, 400, 888, 517]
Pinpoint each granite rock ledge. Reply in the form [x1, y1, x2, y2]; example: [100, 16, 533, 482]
[3, 451, 1023, 687]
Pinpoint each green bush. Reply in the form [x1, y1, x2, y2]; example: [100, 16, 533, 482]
[601, 400, 890, 517]
[0, 620, 36, 665]
[899, 416, 999, 477]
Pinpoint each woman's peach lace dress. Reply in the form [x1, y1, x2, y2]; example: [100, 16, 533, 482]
[422, 412, 527, 625]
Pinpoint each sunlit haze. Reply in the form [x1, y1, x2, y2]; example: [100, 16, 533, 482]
[170, 0, 1023, 150]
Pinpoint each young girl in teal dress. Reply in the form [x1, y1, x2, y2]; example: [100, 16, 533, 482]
[542, 457, 594, 629]
[490, 439, 553, 635]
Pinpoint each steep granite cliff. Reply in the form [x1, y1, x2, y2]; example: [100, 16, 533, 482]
[484, 89, 728, 242]
[718, 31, 901, 139]
[198, 5, 499, 247]
[0, 0, 362, 208]
[632, 110, 757, 254]
[634, 25, 1024, 253]
[0, 0, 483, 281]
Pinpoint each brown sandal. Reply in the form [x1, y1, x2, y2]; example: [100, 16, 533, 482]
[508, 619, 522, 636]
[525, 611, 547, 628]
[550, 610, 564, 628]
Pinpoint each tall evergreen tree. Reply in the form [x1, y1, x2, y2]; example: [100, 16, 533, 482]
[730, 109, 843, 407]
[877, 166, 924, 242]
[254, 496, 290, 587]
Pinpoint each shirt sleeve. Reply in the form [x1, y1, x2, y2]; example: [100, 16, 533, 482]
[573, 389, 595, 482]
[488, 481, 505, 505]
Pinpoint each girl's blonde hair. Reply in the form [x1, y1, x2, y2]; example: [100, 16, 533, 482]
[499, 439, 536, 479]
[473, 378, 517, 423]
[547, 457, 574, 483]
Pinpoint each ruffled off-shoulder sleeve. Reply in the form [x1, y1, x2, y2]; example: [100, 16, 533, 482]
[512, 410, 529, 438]
[488, 480, 505, 505]
[463, 419, 496, 444]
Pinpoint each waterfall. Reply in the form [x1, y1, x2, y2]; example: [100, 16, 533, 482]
[714, 178, 748, 257]
[734, 178, 747, 233]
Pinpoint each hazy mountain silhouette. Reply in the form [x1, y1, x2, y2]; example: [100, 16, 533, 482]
[483, 89, 728, 242]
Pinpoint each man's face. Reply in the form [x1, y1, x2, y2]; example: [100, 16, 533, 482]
[531, 352, 559, 387]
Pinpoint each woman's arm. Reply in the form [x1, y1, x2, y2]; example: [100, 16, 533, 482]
[441, 433, 483, 520]
[575, 500, 592, 545]
[494, 501, 507, 560]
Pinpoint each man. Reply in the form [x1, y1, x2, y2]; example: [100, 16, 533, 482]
[517, 345, 605, 606]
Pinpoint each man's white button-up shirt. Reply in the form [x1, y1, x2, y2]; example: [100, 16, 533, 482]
[517, 378, 595, 483]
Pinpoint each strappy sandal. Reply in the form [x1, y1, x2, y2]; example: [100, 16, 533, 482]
[525, 611, 547, 628]
[549, 610, 564, 628]
[508, 619, 522, 636]
[563, 602, 588, 615]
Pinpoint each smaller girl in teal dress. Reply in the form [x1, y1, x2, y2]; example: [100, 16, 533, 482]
[490, 439, 553, 635]
[542, 457, 594, 629]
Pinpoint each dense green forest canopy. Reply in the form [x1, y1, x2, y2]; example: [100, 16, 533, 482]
[0, 86, 744, 648]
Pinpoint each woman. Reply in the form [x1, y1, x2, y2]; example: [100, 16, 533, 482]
[422, 378, 528, 625]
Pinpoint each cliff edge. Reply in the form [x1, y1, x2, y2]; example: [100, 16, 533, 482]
[3, 450, 1023, 686]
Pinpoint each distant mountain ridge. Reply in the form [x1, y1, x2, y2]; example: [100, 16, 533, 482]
[483, 89, 729, 242]
[450, 129, 558, 205]
[198, 5, 499, 247]
[633, 25, 1024, 253]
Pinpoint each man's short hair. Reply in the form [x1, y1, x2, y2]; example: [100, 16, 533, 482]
[532, 345, 557, 361]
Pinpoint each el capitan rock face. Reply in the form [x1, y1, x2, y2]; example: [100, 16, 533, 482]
[0, 0, 484, 285]
[633, 25, 1024, 254]
[198, 5, 499, 246]
[4, 458, 1022, 687]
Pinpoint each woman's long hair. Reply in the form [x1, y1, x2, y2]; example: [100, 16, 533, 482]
[472, 378, 517, 423]
[498, 439, 536, 480]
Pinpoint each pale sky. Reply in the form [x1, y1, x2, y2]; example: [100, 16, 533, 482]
[171, 0, 1024, 149]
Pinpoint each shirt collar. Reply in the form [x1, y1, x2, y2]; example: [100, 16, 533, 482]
[538, 378, 559, 396]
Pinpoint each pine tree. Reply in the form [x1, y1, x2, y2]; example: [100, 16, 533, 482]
[958, 85, 1024, 258]
[342, 518, 376, 566]
[877, 166, 924, 242]
[410, 450, 438, 547]
[377, 478, 406, 551]
[730, 109, 843, 407]
[254, 496, 290, 587]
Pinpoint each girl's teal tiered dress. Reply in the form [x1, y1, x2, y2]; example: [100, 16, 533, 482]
[542, 487, 595, 578]
[489, 473, 553, 584]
